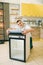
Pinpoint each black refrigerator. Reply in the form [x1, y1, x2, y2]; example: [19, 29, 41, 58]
[9, 32, 30, 62]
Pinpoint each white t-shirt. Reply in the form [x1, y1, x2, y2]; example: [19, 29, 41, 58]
[21, 24, 31, 31]
[21, 24, 31, 36]
[9, 23, 31, 36]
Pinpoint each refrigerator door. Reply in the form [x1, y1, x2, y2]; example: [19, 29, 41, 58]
[10, 38, 24, 61]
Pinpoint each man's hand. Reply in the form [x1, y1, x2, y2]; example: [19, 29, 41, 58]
[6, 28, 16, 35]
[22, 30, 27, 35]
[22, 28, 34, 35]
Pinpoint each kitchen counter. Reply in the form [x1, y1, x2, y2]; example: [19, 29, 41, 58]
[31, 26, 40, 40]
[30, 25, 42, 27]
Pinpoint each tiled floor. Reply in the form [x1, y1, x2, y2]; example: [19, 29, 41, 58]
[0, 39, 43, 65]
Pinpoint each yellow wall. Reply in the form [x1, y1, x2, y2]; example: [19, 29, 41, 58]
[21, 3, 43, 17]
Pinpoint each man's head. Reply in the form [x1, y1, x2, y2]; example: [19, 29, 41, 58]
[16, 20, 24, 27]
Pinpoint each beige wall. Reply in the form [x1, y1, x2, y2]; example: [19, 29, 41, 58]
[0, 0, 43, 4]
[20, 0, 43, 4]
[0, 0, 20, 4]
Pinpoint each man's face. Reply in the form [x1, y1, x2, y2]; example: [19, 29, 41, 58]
[17, 21, 23, 27]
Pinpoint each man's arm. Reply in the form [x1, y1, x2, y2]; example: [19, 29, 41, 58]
[6, 28, 16, 35]
[22, 28, 34, 35]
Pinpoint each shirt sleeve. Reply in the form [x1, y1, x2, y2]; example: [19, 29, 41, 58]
[24, 24, 31, 30]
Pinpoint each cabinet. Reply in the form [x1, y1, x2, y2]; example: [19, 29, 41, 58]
[0, 3, 4, 43]
[3, 3, 9, 40]
[40, 27, 43, 39]
[31, 27, 40, 40]
[0, 2, 9, 43]
[9, 4, 20, 28]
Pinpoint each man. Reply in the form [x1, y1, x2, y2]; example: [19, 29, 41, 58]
[7, 20, 34, 49]
[7, 20, 34, 35]
[16, 20, 34, 35]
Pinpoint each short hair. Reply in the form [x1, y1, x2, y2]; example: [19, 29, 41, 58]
[16, 20, 21, 23]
